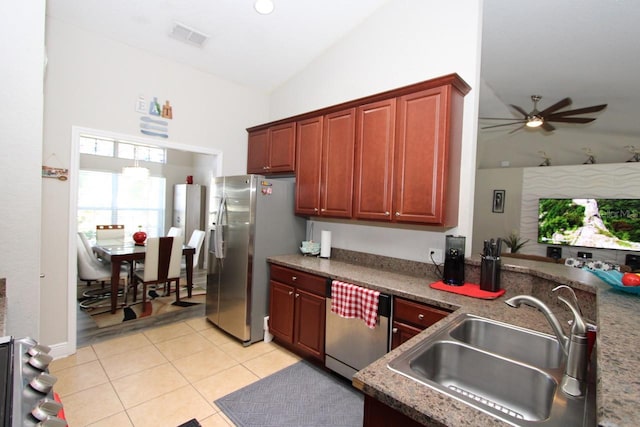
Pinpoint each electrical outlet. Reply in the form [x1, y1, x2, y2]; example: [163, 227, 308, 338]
[429, 248, 443, 264]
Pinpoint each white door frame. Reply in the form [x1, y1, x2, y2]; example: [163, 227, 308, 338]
[65, 126, 222, 355]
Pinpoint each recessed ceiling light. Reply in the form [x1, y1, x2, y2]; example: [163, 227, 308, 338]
[254, 0, 275, 15]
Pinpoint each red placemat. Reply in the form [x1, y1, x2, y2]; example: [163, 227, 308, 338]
[429, 281, 505, 299]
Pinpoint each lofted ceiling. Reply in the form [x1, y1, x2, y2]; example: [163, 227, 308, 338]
[480, 0, 640, 140]
[46, 0, 640, 164]
[46, 0, 392, 93]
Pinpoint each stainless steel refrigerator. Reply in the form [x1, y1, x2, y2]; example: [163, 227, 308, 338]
[205, 175, 306, 345]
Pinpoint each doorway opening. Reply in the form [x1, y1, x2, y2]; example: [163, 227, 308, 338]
[68, 126, 222, 352]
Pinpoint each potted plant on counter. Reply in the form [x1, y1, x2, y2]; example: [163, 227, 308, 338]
[503, 230, 530, 253]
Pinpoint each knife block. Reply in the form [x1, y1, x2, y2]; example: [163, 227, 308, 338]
[480, 256, 501, 292]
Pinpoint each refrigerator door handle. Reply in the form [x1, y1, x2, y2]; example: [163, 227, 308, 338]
[214, 195, 226, 259]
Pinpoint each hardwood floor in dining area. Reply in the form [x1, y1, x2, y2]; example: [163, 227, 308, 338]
[77, 267, 208, 347]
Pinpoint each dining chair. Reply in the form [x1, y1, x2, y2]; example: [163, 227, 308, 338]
[78, 232, 96, 258]
[96, 224, 125, 244]
[167, 226, 183, 237]
[132, 236, 184, 306]
[76, 234, 128, 308]
[184, 229, 206, 269]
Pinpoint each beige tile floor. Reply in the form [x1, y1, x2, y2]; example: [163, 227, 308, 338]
[50, 317, 301, 427]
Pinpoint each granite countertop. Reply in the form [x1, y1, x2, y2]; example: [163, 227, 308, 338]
[267, 254, 640, 427]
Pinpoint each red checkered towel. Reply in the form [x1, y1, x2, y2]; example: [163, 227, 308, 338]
[330, 280, 381, 329]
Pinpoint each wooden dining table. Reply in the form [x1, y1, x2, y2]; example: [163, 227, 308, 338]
[93, 241, 195, 314]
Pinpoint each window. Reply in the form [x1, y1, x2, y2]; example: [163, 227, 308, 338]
[80, 135, 166, 164]
[78, 170, 166, 240]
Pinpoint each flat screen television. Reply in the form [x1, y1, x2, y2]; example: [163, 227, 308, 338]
[538, 198, 640, 251]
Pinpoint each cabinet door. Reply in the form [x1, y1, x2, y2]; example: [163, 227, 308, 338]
[363, 395, 425, 427]
[247, 129, 269, 174]
[390, 320, 423, 350]
[269, 281, 295, 344]
[294, 288, 326, 360]
[268, 122, 296, 172]
[322, 108, 356, 218]
[394, 87, 449, 224]
[295, 117, 323, 215]
[354, 99, 396, 221]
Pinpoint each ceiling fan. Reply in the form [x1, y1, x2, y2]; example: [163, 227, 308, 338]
[480, 95, 607, 133]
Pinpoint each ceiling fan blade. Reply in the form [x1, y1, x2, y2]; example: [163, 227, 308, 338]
[541, 121, 556, 132]
[538, 97, 572, 117]
[508, 124, 526, 135]
[546, 117, 596, 124]
[509, 104, 529, 117]
[546, 104, 607, 117]
[481, 121, 525, 130]
[479, 117, 525, 121]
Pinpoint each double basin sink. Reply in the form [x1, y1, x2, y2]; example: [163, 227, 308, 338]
[388, 313, 595, 426]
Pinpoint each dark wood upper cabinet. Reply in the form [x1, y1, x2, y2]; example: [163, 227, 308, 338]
[393, 85, 461, 225]
[296, 108, 355, 218]
[321, 108, 356, 218]
[295, 116, 324, 215]
[354, 82, 465, 226]
[247, 122, 296, 174]
[250, 73, 470, 225]
[353, 99, 396, 221]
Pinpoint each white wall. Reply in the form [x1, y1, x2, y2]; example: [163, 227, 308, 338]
[473, 163, 640, 265]
[472, 168, 523, 254]
[0, 2, 45, 338]
[41, 18, 269, 347]
[520, 163, 640, 264]
[271, 0, 483, 262]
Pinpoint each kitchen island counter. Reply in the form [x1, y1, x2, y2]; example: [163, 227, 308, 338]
[268, 253, 640, 427]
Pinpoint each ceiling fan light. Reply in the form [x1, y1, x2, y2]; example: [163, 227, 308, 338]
[254, 0, 275, 15]
[526, 116, 544, 128]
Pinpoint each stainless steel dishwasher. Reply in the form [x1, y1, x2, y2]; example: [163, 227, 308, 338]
[325, 284, 391, 380]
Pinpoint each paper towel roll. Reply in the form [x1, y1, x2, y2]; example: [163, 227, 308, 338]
[320, 230, 331, 258]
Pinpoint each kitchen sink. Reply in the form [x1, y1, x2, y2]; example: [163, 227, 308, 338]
[408, 341, 557, 421]
[388, 313, 595, 426]
[449, 316, 564, 368]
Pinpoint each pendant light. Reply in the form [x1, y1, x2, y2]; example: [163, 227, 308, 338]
[122, 144, 149, 178]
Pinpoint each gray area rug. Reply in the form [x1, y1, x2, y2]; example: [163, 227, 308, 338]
[214, 360, 364, 427]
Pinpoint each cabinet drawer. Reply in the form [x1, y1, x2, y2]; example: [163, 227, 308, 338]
[270, 264, 327, 297]
[393, 297, 449, 329]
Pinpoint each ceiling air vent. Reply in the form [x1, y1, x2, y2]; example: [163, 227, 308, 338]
[169, 22, 209, 48]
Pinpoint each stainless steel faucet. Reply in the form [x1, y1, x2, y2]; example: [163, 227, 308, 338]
[505, 294, 589, 397]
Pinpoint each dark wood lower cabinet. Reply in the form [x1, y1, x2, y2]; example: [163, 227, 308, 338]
[268, 264, 326, 361]
[363, 395, 427, 427]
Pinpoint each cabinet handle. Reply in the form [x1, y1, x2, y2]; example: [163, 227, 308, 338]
[314, 208, 318, 212]
[295, 293, 300, 298]
[263, 166, 270, 170]
[418, 314, 425, 320]
[288, 291, 293, 296]
[392, 328, 398, 334]
[321, 208, 325, 212]
[292, 276, 297, 281]
[384, 211, 390, 216]
[395, 212, 400, 216]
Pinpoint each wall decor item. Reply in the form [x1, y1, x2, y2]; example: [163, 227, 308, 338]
[137, 94, 173, 138]
[492, 189, 505, 213]
[42, 166, 69, 181]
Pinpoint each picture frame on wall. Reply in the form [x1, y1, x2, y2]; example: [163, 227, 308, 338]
[492, 189, 505, 213]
